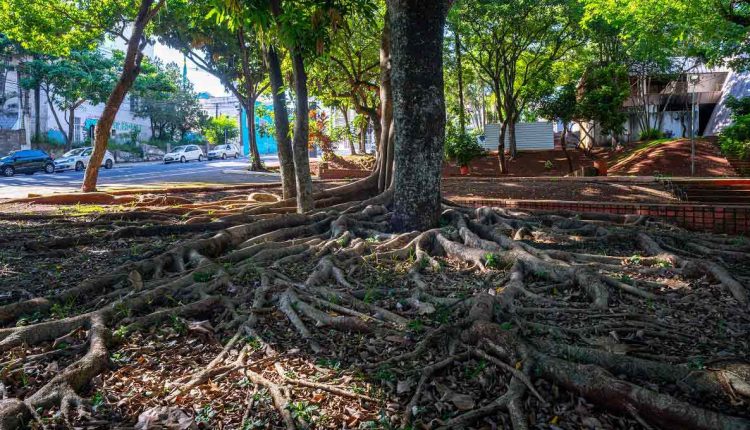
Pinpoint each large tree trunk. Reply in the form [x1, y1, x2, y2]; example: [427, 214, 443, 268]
[508, 119, 517, 159]
[265, 46, 297, 199]
[290, 51, 314, 213]
[455, 23, 466, 134]
[389, 0, 449, 232]
[378, 8, 395, 192]
[561, 123, 574, 174]
[46, 95, 69, 148]
[359, 119, 367, 154]
[237, 29, 264, 172]
[68, 107, 75, 148]
[498, 121, 508, 174]
[82, 0, 161, 192]
[342, 108, 356, 155]
[246, 100, 263, 171]
[34, 85, 40, 141]
[493, 80, 508, 174]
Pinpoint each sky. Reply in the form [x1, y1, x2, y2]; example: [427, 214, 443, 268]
[153, 43, 231, 98]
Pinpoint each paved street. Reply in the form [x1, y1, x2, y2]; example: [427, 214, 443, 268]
[0, 157, 280, 199]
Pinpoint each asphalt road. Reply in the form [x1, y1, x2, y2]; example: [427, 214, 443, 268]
[0, 157, 280, 199]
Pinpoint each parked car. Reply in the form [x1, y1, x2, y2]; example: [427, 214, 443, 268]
[163, 145, 204, 164]
[207, 144, 241, 160]
[54, 147, 115, 172]
[0, 149, 55, 177]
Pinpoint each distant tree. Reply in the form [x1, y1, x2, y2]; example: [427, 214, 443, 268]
[0, 34, 18, 106]
[156, 0, 269, 171]
[576, 63, 630, 149]
[203, 114, 239, 146]
[0, 0, 167, 192]
[457, 0, 581, 173]
[308, 109, 337, 160]
[307, 3, 382, 152]
[19, 51, 117, 148]
[132, 61, 203, 142]
[707, 0, 750, 70]
[536, 83, 578, 172]
[582, 0, 711, 134]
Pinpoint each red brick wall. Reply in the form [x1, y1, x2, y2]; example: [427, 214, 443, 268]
[454, 198, 750, 235]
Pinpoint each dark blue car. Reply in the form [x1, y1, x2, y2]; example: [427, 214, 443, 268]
[0, 149, 56, 177]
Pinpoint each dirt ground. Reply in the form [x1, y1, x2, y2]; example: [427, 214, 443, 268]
[442, 178, 677, 203]
[0, 188, 748, 429]
[606, 138, 738, 177]
[0, 184, 748, 429]
[312, 139, 742, 178]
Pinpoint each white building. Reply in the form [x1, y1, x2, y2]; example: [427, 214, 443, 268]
[0, 39, 156, 150]
[199, 95, 242, 120]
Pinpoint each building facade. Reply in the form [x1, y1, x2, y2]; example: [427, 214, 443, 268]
[0, 40, 155, 152]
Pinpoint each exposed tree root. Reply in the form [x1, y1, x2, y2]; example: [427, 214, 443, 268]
[0, 194, 748, 429]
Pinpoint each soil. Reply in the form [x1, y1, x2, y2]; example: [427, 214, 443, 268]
[314, 140, 740, 178]
[443, 178, 677, 203]
[0, 186, 748, 429]
[308, 154, 376, 174]
[606, 138, 738, 177]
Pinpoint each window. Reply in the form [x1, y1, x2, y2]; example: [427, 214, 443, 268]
[74, 117, 82, 143]
[129, 96, 139, 112]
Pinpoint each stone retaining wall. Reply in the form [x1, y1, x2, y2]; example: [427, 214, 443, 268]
[0, 129, 24, 156]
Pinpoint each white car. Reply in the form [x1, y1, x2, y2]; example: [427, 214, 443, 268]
[54, 147, 115, 172]
[163, 145, 204, 164]
[207, 144, 241, 160]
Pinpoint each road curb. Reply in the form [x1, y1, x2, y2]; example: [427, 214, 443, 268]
[222, 169, 281, 177]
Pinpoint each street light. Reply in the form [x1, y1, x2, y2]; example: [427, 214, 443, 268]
[688, 73, 700, 176]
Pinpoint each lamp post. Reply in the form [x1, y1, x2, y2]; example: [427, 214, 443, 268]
[688, 73, 700, 176]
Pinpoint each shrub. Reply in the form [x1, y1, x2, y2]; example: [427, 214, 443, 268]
[640, 128, 664, 140]
[720, 114, 750, 159]
[444, 126, 485, 167]
[720, 96, 750, 160]
[107, 140, 138, 154]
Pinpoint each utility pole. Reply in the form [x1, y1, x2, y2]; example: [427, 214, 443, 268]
[689, 74, 699, 177]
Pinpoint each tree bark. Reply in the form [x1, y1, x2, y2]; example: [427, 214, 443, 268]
[33, 85, 40, 141]
[561, 123, 574, 174]
[508, 119, 517, 159]
[455, 23, 466, 134]
[342, 108, 356, 155]
[46, 93, 69, 148]
[290, 51, 314, 213]
[246, 100, 263, 170]
[359, 119, 367, 154]
[378, 8, 395, 192]
[237, 29, 264, 171]
[498, 121, 507, 174]
[68, 107, 75, 148]
[82, 0, 162, 192]
[265, 46, 297, 199]
[389, 0, 449, 232]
